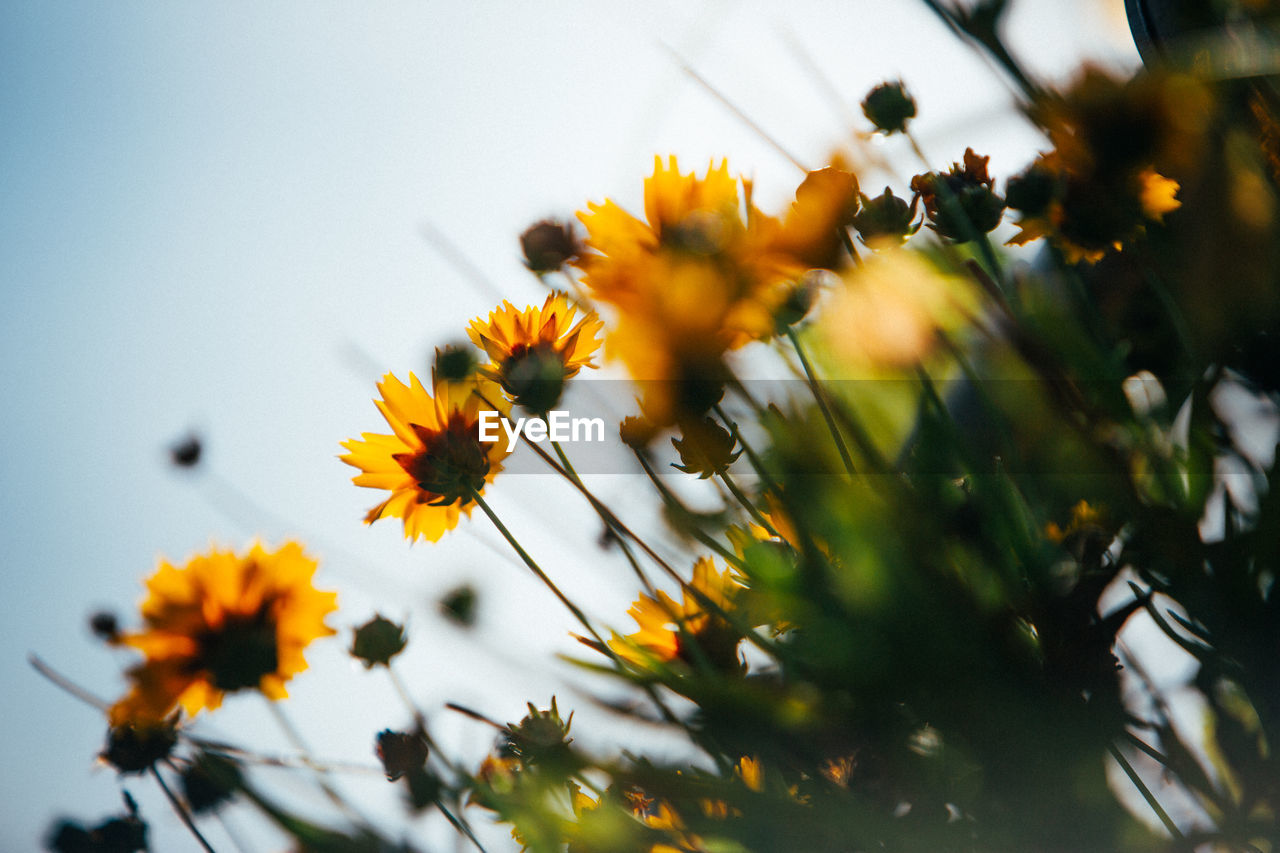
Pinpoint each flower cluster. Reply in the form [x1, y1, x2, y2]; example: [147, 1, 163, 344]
[49, 7, 1280, 853]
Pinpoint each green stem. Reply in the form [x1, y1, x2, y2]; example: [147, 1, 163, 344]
[438, 800, 488, 853]
[633, 451, 746, 570]
[1107, 742, 1183, 840]
[265, 701, 365, 826]
[553, 439, 657, 596]
[468, 489, 603, 646]
[712, 403, 781, 496]
[151, 765, 217, 853]
[785, 326, 857, 477]
[719, 469, 779, 537]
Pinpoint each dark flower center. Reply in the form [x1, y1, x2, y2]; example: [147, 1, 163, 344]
[198, 606, 279, 693]
[500, 342, 567, 415]
[399, 414, 491, 506]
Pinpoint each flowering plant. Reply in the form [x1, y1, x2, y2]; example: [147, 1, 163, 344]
[40, 2, 1280, 851]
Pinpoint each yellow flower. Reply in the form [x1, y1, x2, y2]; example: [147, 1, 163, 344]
[341, 372, 510, 542]
[1006, 152, 1181, 265]
[1045, 500, 1105, 544]
[109, 542, 336, 724]
[576, 157, 861, 423]
[819, 249, 976, 374]
[610, 557, 744, 670]
[467, 293, 603, 413]
[576, 159, 790, 404]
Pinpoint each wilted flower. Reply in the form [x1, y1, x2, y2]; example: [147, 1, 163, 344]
[467, 293, 604, 414]
[109, 542, 337, 723]
[911, 148, 1005, 241]
[341, 372, 510, 542]
[1006, 153, 1181, 264]
[861, 80, 917, 135]
[502, 698, 575, 772]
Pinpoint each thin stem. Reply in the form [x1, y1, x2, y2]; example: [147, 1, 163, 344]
[150, 765, 217, 853]
[719, 469, 778, 537]
[438, 800, 488, 853]
[265, 701, 365, 826]
[213, 810, 254, 853]
[713, 403, 781, 496]
[29, 653, 109, 711]
[633, 451, 746, 570]
[785, 327, 857, 477]
[1107, 742, 1183, 840]
[468, 489, 604, 647]
[664, 44, 808, 173]
[385, 664, 425, 727]
[552, 439, 657, 596]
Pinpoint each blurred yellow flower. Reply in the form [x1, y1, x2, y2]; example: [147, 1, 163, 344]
[577, 156, 790, 344]
[819, 249, 975, 373]
[341, 372, 510, 542]
[467, 293, 603, 412]
[578, 157, 864, 423]
[610, 557, 744, 670]
[109, 542, 336, 724]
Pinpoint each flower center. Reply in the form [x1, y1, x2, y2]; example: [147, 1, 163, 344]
[500, 342, 567, 414]
[198, 607, 279, 692]
[401, 414, 491, 505]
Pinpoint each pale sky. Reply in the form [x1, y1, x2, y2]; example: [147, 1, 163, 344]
[1, 2, 1137, 849]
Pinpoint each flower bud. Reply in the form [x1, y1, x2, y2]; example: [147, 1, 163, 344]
[350, 615, 407, 669]
[853, 187, 922, 247]
[619, 416, 658, 450]
[376, 729, 429, 781]
[180, 752, 242, 814]
[101, 718, 178, 774]
[520, 220, 581, 273]
[862, 81, 917, 135]
[434, 344, 480, 385]
[671, 417, 741, 479]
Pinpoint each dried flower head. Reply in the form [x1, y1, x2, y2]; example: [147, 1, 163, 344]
[341, 372, 510, 542]
[108, 542, 336, 724]
[502, 698, 575, 771]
